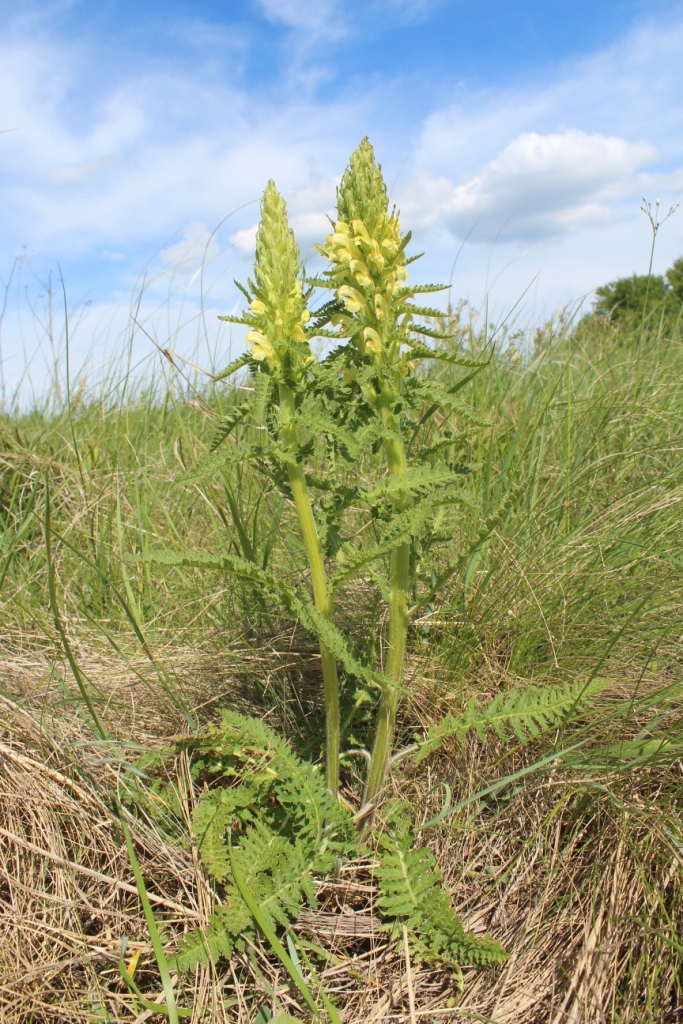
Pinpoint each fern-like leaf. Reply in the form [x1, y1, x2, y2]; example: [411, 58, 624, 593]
[413, 678, 609, 764]
[147, 548, 387, 691]
[376, 808, 507, 968]
[212, 352, 252, 381]
[172, 712, 357, 971]
[209, 402, 250, 451]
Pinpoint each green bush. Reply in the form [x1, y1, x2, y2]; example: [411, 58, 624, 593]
[594, 255, 683, 321]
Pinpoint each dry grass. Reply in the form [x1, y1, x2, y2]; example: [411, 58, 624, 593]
[2, 648, 682, 1023]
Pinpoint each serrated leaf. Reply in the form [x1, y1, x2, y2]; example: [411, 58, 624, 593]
[376, 807, 507, 968]
[165, 712, 357, 974]
[413, 678, 609, 763]
[406, 341, 489, 369]
[212, 352, 252, 381]
[295, 404, 361, 457]
[209, 402, 250, 451]
[364, 464, 464, 501]
[252, 371, 273, 424]
[331, 491, 470, 590]
[147, 549, 386, 690]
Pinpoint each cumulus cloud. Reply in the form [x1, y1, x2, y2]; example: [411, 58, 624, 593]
[397, 131, 657, 243]
[444, 131, 656, 242]
[230, 224, 258, 255]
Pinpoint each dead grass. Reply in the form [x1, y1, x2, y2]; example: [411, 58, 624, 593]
[2, 648, 682, 1023]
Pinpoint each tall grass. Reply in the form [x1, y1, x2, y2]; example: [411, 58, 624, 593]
[3, 302, 681, 686]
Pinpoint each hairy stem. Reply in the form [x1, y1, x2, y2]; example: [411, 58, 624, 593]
[362, 402, 410, 831]
[279, 383, 340, 796]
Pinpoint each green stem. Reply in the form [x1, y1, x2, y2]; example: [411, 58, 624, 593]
[362, 403, 410, 830]
[279, 383, 340, 797]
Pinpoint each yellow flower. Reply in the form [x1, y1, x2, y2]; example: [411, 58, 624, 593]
[338, 285, 367, 314]
[331, 312, 352, 334]
[246, 330, 274, 362]
[381, 239, 398, 258]
[330, 232, 353, 249]
[363, 326, 382, 353]
[350, 260, 372, 287]
[367, 239, 385, 268]
[352, 219, 371, 243]
[249, 299, 267, 316]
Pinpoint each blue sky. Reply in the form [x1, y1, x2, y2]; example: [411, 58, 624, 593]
[1, 0, 683, 395]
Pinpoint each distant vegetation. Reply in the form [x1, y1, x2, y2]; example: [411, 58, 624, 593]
[594, 254, 683, 321]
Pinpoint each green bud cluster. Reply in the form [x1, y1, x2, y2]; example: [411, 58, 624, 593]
[221, 181, 312, 383]
[317, 138, 415, 383]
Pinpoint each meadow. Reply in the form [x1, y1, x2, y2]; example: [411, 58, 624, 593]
[1, 187, 683, 1022]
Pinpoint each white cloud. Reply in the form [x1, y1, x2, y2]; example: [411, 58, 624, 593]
[442, 131, 656, 242]
[415, 17, 683, 176]
[397, 131, 657, 243]
[230, 223, 258, 255]
[253, 0, 345, 36]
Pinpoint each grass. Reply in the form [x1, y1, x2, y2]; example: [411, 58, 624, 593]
[1, 295, 683, 1022]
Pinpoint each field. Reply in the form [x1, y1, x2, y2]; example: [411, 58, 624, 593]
[1, 297, 683, 1023]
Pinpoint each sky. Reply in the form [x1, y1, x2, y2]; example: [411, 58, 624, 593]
[1, 0, 683, 398]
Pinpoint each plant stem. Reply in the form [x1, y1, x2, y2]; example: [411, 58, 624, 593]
[362, 403, 410, 828]
[279, 383, 340, 796]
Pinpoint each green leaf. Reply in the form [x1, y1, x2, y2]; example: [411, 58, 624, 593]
[175, 441, 289, 485]
[253, 371, 273, 424]
[376, 807, 507, 969]
[413, 678, 610, 764]
[147, 549, 385, 691]
[295, 404, 362, 458]
[164, 712, 357, 976]
[209, 402, 250, 451]
[364, 464, 466, 501]
[406, 341, 489, 369]
[331, 491, 471, 590]
[212, 352, 252, 381]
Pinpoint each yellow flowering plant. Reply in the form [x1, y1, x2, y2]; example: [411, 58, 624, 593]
[149, 139, 606, 982]
[216, 181, 341, 796]
[310, 138, 482, 824]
